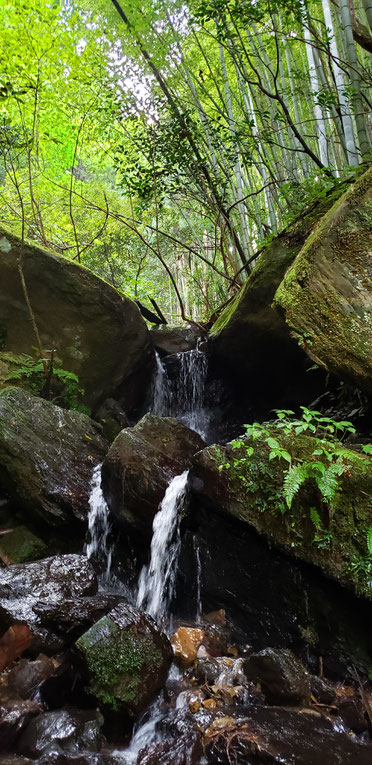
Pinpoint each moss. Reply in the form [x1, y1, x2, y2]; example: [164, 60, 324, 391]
[0, 525, 47, 564]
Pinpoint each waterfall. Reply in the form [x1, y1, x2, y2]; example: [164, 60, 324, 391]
[137, 471, 188, 623]
[176, 344, 207, 436]
[151, 352, 171, 417]
[86, 464, 112, 583]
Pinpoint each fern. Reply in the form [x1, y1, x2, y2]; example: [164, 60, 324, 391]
[315, 463, 344, 503]
[310, 507, 322, 530]
[283, 464, 309, 508]
[367, 527, 372, 556]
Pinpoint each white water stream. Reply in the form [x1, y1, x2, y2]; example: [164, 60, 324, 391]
[86, 463, 113, 583]
[136, 471, 189, 623]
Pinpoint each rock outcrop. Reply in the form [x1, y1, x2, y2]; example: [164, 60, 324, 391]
[102, 413, 205, 540]
[274, 167, 372, 394]
[208, 179, 354, 408]
[0, 387, 107, 528]
[188, 431, 372, 597]
[0, 227, 153, 411]
[75, 602, 172, 716]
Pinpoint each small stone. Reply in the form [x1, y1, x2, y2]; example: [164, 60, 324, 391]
[171, 627, 205, 665]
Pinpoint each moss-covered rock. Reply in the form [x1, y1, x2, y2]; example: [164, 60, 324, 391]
[0, 227, 153, 411]
[0, 526, 47, 564]
[0, 387, 107, 528]
[102, 413, 204, 541]
[208, 180, 353, 407]
[189, 430, 372, 597]
[75, 602, 172, 716]
[274, 167, 372, 393]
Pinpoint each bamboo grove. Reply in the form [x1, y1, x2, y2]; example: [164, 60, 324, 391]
[0, 0, 371, 321]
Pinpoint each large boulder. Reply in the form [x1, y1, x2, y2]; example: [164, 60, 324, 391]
[274, 167, 372, 394]
[0, 227, 153, 411]
[75, 602, 172, 716]
[0, 387, 107, 528]
[208, 179, 354, 408]
[101, 414, 205, 541]
[188, 431, 372, 597]
[149, 325, 201, 355]
[0, 554, 97, 653]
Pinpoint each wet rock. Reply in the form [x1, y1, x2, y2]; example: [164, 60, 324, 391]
[102, 414, 204, 540]
[95, 399, 130, 443]
[0, 555, 97, 654]
[310, 674, 336, 705]
[171, 627, 205, 665]
[0, 690, 41, 750]
[149, 326, 201, 355]
[244, 648, 310, 704]
[33, 595, 123, 642]
[0, 226, 153, 411]
[334, 685, 368, 733]
[0, 388, 107, 528]
[7, 654, 59, 701]
[0, 527, 48, 565]
[75, 603, 172, 716]
[189, 432, 372, 597]
[275, 166, 372, 394]
[0, 625, 32, 672]
[16, 708, 104, 758]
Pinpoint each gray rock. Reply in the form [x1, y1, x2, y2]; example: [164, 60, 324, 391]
[245, 648, 310, 704]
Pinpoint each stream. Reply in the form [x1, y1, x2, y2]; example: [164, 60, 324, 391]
[81, 346, 372, 765]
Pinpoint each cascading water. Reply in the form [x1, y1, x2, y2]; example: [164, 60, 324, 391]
[176, 343, 208, 439]
[86, 463, 113, 584]
[137, 471, 189, 624]
[151, 351, 171, 417]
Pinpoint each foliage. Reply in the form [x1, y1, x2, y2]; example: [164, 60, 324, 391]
[3, 353, 86, 411]
[221, 408, 371, 542]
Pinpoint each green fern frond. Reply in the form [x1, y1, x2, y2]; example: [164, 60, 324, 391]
[367, 527, 372, 556]
[284, 464, 309, 508]
[310, 507, 322, 530]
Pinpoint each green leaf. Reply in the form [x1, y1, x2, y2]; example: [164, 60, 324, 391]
[283, 464, 309, 508]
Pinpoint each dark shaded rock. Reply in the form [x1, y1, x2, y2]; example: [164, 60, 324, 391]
[334, 685, 368, 733]
[6, 655, 56, 700]
[94, 399, 130, 443]
[138, 735, 202, 765]
[16, 708, 104, 758]
[0, 690, 41, 750]
[33, 596, 123, 642]
[204, 706, 372, 764]
[310, 675, 336, 705]
[189, 432, 372, 596]
[275, 166, 372, 394]
[75, 603, 172, 716]
[244, 648, 310, 704]
[0, 226, 153, 411]
[0, 527, 47, 565]
[102, 414, 204, 540]
[0, 555, 97, 654]
[208, 181, 353, 410]
[149, 326, 201, 355]
[0, 388, 107, 528]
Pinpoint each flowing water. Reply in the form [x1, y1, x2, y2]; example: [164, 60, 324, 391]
[152, 351, 171, 417]
[86, 463, 113, 583]
[136, 471, 189, 624]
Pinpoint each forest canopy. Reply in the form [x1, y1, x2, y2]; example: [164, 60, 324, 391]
[0, 0, 371, 322]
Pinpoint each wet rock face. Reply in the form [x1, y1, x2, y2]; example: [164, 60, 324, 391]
[244, 648, 310, 704]
[75, 602, 173, 716]
[0, 526, 48, 565]
[203, 706, 372, 765]
[16, 708, 104, 758]
[0, 555, 97, 653]
[102, 414, 205, 541]
[189, 432, 372, 598]
[149, 326, 201, 355]
[275, 166, 372, 394]
[0, 387, 107, 528]
[0, 227, 154, 411]
[0, 690, 41, 750]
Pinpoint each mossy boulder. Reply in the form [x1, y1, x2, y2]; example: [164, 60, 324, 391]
[189, 430, 372, 597]
[102, 413, 205, 541]
[274, 167, 372, 394]
[0, 526, 47, 565]
[0, 227, 153, 411]
[75, 603, 172, 716]
[209, 179, 354, 407]
[0, 387, 107, 528]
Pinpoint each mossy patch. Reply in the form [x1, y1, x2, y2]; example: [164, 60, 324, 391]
[0, 525, 47, 564]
